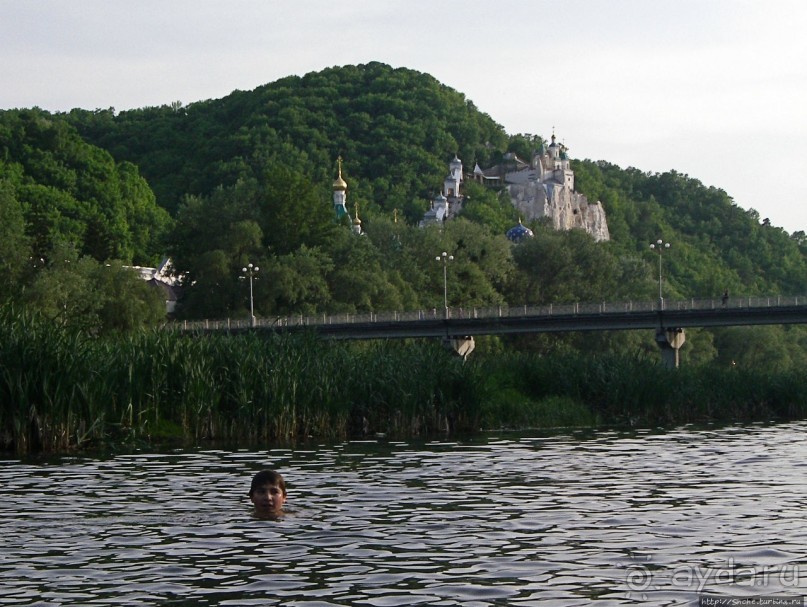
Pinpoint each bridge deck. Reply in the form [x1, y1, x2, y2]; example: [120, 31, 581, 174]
[177, 296, 807, 339]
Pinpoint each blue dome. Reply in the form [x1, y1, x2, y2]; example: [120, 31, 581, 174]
[506, 221, 534, 243]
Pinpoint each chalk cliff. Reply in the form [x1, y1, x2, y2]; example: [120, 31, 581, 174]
[419, 134, 610, 241]
[472, 133, 610, 242]
[509, 181, 610, 242]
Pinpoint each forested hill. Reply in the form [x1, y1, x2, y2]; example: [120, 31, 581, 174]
[66, 62, 508, 220]
[3, 62, 807, 353]
[0, 109, 171, 264]
[64, 61, 807, 296]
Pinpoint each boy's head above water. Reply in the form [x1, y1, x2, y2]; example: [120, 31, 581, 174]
[249, 469, 287, 516]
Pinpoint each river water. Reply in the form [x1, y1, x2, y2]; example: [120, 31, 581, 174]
[2, 422, 806, 606]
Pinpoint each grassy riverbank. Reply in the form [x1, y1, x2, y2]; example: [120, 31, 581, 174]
[2, 308, 806, 454]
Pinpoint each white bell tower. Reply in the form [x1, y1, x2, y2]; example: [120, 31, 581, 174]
[444, 155, 463, 198]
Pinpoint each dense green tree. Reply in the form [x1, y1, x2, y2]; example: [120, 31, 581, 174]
[680, 328, 719, 367]
[0, 108, 171, 265]
[506, 226, 647, 305]
[326, 229, 407, 312]
[23, 241, 101, 330]
[20, 241, 166, 334]
[506, 133, 544, 161]
[712, 326, 807, 371]
[93, 262, 168, 333]
[168, 164, 341, 318]
[262, 246, 333, 315]
[68, 62, 508, 218]
[170, 190, 256, 270]
[0, 182, 31, 301]
[460, 182, 518, 235]
[0, 61, 804, 368]
[362, 215, 429, 306]
[442, 219, 512, 308]
[116, 161, 174, 264]
[188, 249, 248, 318]
[253, 165, 337, 255]
[574, 159, 807, 297]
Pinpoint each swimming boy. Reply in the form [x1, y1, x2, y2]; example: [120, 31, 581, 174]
[249, 469, 287, 517]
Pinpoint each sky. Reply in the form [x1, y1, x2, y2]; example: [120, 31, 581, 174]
[2, 0, 806, 233]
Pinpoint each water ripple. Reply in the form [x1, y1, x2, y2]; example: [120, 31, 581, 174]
[2, 422, 807, 605]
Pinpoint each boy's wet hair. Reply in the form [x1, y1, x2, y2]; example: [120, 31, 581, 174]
[249, 469, 286, 497]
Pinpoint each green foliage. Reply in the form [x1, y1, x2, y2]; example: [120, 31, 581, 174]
[93, 263, 168, 334]
[0, 62, 805, 367]
[506, 133, 544, 161]
[4, 313, 807, 455]
[19, 241, 166, 335]
[254, 165, 338, 255]
[506, 225, 644, 305]
[573, 160, 807, 297]
[264, 246, 334, 315]
[0, 182, 31, 300]
[459, 181, 519, 238]
[68, 62, 508, 217]
[0, 108, 172, 265]
[0, 312, 491, 453]
[710, 325, 807, 371]
[326, 229, 406, 312]
[22, 242, 101, 331]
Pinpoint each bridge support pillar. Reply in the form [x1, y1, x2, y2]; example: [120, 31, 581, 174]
[443, 336, 475, 360]
[656, 328, 685, 369]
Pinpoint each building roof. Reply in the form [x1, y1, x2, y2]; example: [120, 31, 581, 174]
[506, 220, 535, 243]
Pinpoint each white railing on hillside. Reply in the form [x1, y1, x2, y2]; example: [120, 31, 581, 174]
[173, 295, 805, 332]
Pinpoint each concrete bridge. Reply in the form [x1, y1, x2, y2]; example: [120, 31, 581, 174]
[177, 295, 807, 368]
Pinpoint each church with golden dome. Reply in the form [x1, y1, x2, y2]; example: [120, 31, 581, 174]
[332, 156, 362, 235]
[330, 132, 609, 242]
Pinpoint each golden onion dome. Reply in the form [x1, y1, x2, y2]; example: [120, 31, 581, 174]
[333, 157, 347, 191]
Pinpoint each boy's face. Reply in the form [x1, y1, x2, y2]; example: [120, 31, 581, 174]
[250, 482, 286, 515]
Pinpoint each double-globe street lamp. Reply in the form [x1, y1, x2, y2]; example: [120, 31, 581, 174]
[435, 251, 453, 319]
[649, 239, 670, 309]
[241, 262, 259, 326]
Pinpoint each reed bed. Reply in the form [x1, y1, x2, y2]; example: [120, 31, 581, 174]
[3, 306, 807, 454]
[0, 307, 484, 453]
[482, 351, 807, 427]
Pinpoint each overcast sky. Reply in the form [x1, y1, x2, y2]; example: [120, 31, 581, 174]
[2, 0, 806, 234]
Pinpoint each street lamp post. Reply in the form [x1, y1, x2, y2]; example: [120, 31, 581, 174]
[649, 239, 670, 309]
[241, 262, 259, 326]
[435, 251, 453, 319]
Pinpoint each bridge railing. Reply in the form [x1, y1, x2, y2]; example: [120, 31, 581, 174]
[174, 295, 805, 332]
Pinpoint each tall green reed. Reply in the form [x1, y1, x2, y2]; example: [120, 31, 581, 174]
[4, 304, 807, 455]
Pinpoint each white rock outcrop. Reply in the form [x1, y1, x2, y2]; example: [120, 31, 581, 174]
[420, 135, 610, 242]
[509, 181, 610, 242]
